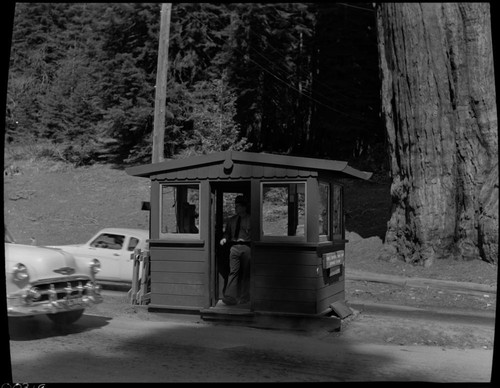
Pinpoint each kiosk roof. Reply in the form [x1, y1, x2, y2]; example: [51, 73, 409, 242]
[126, 151, 372, 180]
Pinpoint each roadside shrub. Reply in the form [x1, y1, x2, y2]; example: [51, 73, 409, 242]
[4, 140, 65, 163]
[4, 140, 73, 175]
[62, 142, 99, 167]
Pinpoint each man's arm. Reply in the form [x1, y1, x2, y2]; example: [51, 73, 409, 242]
[220, 219, 232, 245]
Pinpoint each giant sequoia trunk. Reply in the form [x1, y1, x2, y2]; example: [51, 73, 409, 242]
[376, 3, 498, 265]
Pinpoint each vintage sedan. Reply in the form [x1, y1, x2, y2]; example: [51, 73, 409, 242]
[49, 228, 149, 284]
[5, 227, 103, 325]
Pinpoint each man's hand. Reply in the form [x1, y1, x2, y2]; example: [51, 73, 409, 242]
[220, 238, 227, 246]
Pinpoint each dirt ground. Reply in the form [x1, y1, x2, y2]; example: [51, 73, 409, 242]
[3, 158, 498, 351]
[8, 301, 494, 382]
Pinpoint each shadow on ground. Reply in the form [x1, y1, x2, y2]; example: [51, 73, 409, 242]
[8, 314, 111, 341]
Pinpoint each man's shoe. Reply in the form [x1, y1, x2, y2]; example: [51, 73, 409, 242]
[238, 298, 250, 305]
[222, 297, 237, 306]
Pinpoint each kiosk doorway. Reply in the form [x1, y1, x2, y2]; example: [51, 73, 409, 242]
[211, 181, 251, 309]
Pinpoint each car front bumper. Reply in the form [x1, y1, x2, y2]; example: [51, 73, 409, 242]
[7, 281, 103, 317]
[7, 294, 103, 316]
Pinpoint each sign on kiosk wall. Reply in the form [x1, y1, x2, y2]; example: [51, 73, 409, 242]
[322, 250, 345, 277]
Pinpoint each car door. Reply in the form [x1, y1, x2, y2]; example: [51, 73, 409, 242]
[119, 235, 142, 281]
[88, 232, 127, 281]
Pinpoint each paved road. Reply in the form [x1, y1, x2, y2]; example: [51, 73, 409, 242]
[7, 291, 494, 383]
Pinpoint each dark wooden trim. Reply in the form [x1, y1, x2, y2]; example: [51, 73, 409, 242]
[253, 299, 316, 315]
[148, 305, 201, 314]
[148, 304, 202, 313]
[149, 239, 205, 248]
[316, 241, 347, 255]
[150, 180, 160, 240]
[306, 177, 318, 242]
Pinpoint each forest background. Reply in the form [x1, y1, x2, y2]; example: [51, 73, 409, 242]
[5, 3, 385, 171]
[4, 3, 498, 269]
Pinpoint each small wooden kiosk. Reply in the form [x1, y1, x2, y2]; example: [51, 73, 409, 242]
[126, 151, 371, 325]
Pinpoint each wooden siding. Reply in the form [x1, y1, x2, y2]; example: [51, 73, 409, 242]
[315, 243, 346, 312]
[254, 275, 317, 290]
[252, 244, 321, 314]
[316, 278, 345, 313]
[151, 272, 205, 284]
[252, 242, 347, 315]
[149, 294, 206, 308]
[149, 245, 208, 308]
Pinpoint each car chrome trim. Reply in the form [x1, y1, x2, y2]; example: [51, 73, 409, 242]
[7, 277, 103, 317]
[7, 294, 104, 316]
[53, 266, 76, 275]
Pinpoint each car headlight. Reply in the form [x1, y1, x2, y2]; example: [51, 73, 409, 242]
[13, 263, 29, 282]
[90, 258, 101, 275]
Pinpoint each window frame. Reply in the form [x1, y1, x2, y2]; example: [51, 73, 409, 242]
[318, 181, 332, 242]
[260, 180, 307, 242]
[159, 182, 201, 240]
[332, 183, 343, 239]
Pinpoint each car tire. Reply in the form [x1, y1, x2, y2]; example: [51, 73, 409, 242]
[47, 309, 85, 325]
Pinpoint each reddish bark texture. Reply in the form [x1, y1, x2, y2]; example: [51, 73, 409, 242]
[376, 3, 498, 265]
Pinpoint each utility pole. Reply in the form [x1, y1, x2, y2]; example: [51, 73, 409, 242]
[152, 3, 171, 163]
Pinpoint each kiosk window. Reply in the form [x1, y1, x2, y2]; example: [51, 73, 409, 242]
[332, 184, 343, 237]
[262, 182, 305, 238]
[319, 182, 330, 240]
[160, 184, 200, 237]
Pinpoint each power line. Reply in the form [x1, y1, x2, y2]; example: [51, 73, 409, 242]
[337, 3, 375, 13]
[261, 4, 373, 102]
[245, 45, 355, 112]
[189, 12, 369, 121]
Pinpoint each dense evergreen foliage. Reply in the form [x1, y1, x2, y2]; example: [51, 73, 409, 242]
[6, 2, 384, 170]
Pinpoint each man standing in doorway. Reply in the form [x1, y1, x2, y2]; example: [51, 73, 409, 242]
[220, 195, 251, 305]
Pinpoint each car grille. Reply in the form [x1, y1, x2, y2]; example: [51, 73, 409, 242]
[30, 277, 94, 302]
